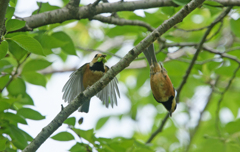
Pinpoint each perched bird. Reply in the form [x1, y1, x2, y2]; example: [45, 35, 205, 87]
[143, 44, 176, 116]
[62, 54, 120, 113]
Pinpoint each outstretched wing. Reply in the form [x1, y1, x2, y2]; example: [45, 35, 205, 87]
[96, 66, 120, 108]
[62, 63, 88, 103]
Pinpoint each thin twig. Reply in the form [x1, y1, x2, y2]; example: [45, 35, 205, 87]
[92, 15, 155, 31]
[225, 46, 240, 53]
[176, 7, 233, 103]
[77, 46, 122, 59]
[206, 21, 223, 41]
[37, 2, 43, 14]
[146, 113, 170, 144]
[203, 46, 240, 64]
[185, 77, 219, 152]
[40, 68, 77, 75]
[215, 64, 240, 137]
[0, 53, 31, 93]
[174, 25, 208, 32]
[92, 0, 101, 7]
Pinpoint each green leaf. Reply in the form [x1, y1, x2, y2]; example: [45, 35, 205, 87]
[22, 71, 46, 87]
[64, 117, 76, 126]
[22, 59, 52, 72]
[0, 138, 7, 151]
[5, 6, 15, 19]
[9, 0, 17, 7]
[32, 2, 60, 14]
[225, 119, 240, 134]
[0, 60, 13, 73]
[58, 50, 68, 62]
[18, 93, 34, 106]
[69, 142, 90, 152]
[72, 128, 95, 144]
[203, 2, 222, 17]
[96, 116, 110, 130]
[9, 124, 28, 149]
[2, 112, 27, 125]
[203, 1, 223, 7]
[6, 19, 26, 32]
[7, 39, 28, 61]
[7, 78, 26, 96]
[106, 26, 146, 38]
[52, 32, 76, 55]
[21, 129, 33, 141]
[0, 41, 8, 60]
[51, 132, 74, 141]
[10, 35, 44, 55]
[230, 18, 240, 38]
[161, 7, 175, 16]
[172, 0, 191, 6]
[17, 108, 45, 120]
[0, 75, 10, 90]
[215, 62, 238, 77]
[0, 101, 11, 112]
[38, 34, 67, 49]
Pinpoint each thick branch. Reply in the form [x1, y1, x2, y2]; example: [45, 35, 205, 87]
[176, 7, 232, 103]
[0, 0, 10, 40]
[10, 0, 238, 32]
[17, 0, 176, 31]
[23, 0, 205, 151]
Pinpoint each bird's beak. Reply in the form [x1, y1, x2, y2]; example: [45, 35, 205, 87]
[97, 55, 107, 63]
[169, 111, 172, 117]
[101, 54, 107, 58]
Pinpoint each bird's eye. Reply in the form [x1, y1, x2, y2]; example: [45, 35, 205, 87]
[94, 54, 98, 58]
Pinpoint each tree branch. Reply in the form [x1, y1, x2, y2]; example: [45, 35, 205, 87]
[212, 0, 240, 6]
[8, 0, 236, 33]
[13, 0, 176, 32]
[146, 113, 170, 144]
[203, 46, 240, 64]
[215, 65, 240, 137]
[92, 15, 155, 31]
[0, 0, 10, 41]
[22, 0, 206, 151]
[92, 0, 102, 7]
[77, 46, 122, 59]
[185, 77, 219, 152]
[176, 7, 232, 103]
[0, 53, 31, 93]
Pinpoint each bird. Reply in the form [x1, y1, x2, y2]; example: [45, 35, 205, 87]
[143, 44, 176, 116]
[62, 54, 120, 113]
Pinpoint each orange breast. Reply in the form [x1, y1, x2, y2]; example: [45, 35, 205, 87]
[150, 65, 175, 102]
[82, 64, 105, 89]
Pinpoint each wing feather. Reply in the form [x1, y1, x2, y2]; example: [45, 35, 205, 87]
[96, 77, 120, 108]
[62, 64, 87, 103]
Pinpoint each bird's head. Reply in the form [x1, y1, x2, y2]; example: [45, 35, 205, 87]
[169, 98, 177, 117]
[90, 54, 107, 66]
[161, 96, 177, 117]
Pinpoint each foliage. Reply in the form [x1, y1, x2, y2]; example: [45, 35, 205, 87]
[0, 0, 240, 151]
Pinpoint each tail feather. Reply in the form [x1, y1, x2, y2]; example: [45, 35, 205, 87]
[143, 44, 158, 65]
[78, 99, 90, 113]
